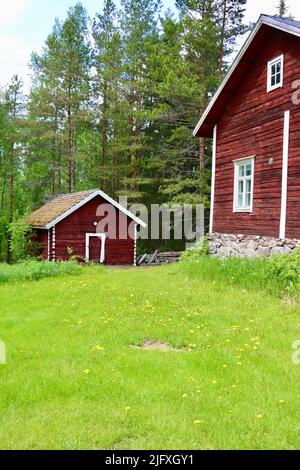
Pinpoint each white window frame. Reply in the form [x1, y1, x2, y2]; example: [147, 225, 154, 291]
[267, 54, 284, 93]
[233, 156, 255, 213]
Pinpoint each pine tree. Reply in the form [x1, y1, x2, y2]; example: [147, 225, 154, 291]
[175, 0, 247, 173]
[2, 75, 25, 262]
[215, 0, 248, 77]
[276, 0, 293, 19]
[120, 0, 161, 193]
[30, 2, 91, 193]
[92, 0, 123, 193]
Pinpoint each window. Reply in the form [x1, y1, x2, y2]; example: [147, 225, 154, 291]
[267, 55, 284, 92]
[233, 157, 255, 213]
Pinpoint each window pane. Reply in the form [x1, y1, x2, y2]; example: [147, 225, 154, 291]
[239, 165, 245, 177]
[246, 179, 251, 193]
[276, 61, 281, 73]
[271, 64, 276, 75]
[271, 75, 276, 86]
[276, 72, 281, 84]
[245, 193, 251, 207]
[245, 163, 252, 176]
[238, 180, 244, 193]
[238, 193, 243, 207]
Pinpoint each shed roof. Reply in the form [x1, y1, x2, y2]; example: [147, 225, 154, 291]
[27, 189, 147, 229]
[193, 14, 300, 138]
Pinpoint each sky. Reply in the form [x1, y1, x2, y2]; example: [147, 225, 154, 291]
[1, 0, 300, 93]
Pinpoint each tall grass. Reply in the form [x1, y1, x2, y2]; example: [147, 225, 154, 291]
[0, 260, 83, 284]
[180, 250, 300, 297]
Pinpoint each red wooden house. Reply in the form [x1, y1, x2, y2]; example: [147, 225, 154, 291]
[194, 15, 300, 256]
[27, 189, 146, 265]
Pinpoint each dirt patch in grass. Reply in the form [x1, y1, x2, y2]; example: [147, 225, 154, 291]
[130, 340, 185, 352]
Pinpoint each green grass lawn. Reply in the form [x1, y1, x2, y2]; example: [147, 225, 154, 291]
[0, 263, 300, 450]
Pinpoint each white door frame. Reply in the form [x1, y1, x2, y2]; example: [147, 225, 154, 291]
[85, 233, 106, 263]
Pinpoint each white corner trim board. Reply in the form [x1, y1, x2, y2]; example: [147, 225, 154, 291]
[133, 223, 137, 267]
[85, 233, 106, 263]
[279, 110, 290, 239]
[209, 125, 217, 234]
[52, 226, 56, 262]
[47, 229, 50, 261]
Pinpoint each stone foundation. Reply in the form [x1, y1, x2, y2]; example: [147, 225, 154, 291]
[207, 232, 300, 257]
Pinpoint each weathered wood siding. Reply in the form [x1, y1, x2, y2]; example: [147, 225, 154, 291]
[214, 29, 300, 238]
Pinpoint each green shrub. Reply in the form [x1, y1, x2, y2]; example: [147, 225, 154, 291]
[180, 237, 209, 262]
[8, 220, 33, 262]
[0, 260, 83, 284]
[180, 248, 300, 297]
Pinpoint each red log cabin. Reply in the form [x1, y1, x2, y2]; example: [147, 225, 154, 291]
[194, 15, 300, 256]
[27, 189, 146, 265]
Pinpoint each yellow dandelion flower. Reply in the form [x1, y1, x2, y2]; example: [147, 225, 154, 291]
[212, 380, 217, 385]
[92, 345, 105, 351]
[278, 400, 285, 405]
[193, 419, 204, 425]
[256, 414, 262, 419]
[83, 369, 90, 375]
[223, 364, 228, 368]
[125, 406, 131, 411]
[182, 394, 188, 399]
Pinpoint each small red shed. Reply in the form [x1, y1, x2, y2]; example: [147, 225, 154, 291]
[27, 189, 146, 265]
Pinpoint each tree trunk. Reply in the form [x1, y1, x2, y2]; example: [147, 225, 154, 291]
[218, 0, 227, 78]
[102, 81, 108, 165]
[67, 114, 72, 193]
[57, 141, 62, 194]
[9, 174, 13, 222]
[51, 165, 55, 194]
[112, 149, 117, 195]
[73, 128, 77, 191]
[199, 137, 205, 173]
[0, 174, 6, 213]
[67, 86, 72, 193]
[7, 172, 14, 263]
